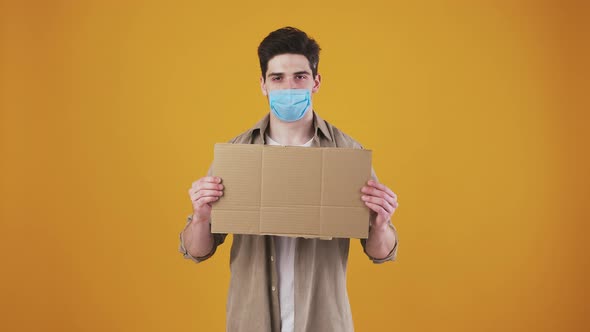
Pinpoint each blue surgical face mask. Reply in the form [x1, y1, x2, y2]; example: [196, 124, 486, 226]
[268, 89, 311, 122]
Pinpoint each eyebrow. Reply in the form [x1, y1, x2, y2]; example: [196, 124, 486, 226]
[267, 71, 311, 77]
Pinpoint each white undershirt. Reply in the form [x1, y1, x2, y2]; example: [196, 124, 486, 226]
[265, 134, 313, 332]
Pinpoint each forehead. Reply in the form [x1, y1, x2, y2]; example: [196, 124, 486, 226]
[266, 54, 311, 74]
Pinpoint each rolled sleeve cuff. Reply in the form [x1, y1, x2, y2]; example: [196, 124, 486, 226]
[362, 222, 398, 264]
[178, 216, 222, 264]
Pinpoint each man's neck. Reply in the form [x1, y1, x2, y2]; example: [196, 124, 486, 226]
[267, 110, 315, 146]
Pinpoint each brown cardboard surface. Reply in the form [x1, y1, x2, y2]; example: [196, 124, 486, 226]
[210, 143, 372, 239]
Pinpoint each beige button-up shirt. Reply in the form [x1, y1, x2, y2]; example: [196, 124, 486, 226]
[179, 111, 398, 332]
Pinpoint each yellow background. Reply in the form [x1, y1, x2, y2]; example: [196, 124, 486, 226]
[1, 0, 588, 331]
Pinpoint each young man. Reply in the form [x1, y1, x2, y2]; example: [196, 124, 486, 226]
[179, 27, 399, 332]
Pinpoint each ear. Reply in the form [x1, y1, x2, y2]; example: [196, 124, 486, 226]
[260, 76, 267, 96]
[312, 73, 322, 93]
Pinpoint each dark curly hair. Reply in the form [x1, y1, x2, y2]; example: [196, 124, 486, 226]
[257, 26, 321, 81]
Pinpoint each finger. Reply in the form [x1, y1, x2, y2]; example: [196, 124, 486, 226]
[204, 176, 222, 183]
[195, 196, 219, 206]
[193, 176, 222, 187]
[194, 189, 223, 200]
[364, 201, 389, 217]
[362, 195, 394, 214]
[193, 182, 224, 191]
[190, 190, 222, 201]
[189, 186, 218, 197]
[361, 186, 396, 206]
[367, 180, 397, 200]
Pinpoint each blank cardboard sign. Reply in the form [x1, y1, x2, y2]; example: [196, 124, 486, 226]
[211, 143, 372, 239]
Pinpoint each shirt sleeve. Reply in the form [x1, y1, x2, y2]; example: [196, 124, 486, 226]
[360, 222, 398, 264]
[178, 215, 227, 264]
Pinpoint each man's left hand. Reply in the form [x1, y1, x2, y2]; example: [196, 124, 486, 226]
[361, 180, 399, 230]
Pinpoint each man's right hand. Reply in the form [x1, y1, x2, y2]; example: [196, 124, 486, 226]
[188, 176, 224, 223]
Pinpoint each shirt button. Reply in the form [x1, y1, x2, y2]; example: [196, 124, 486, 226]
[271, 286, 276, 292]
[270, 256, 274, 262]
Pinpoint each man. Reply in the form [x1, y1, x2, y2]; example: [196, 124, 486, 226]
[179, 27, 399, 332]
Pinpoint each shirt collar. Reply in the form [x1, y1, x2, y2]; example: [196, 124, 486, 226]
[252, 110, 333, 143]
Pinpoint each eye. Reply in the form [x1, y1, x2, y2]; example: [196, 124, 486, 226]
[272, 76, 282, 81]
[296, 75, 307, 80]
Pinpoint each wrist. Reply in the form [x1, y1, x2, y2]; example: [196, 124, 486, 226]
[189, 214, 210, 225]
[370, 220, 390, 233]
